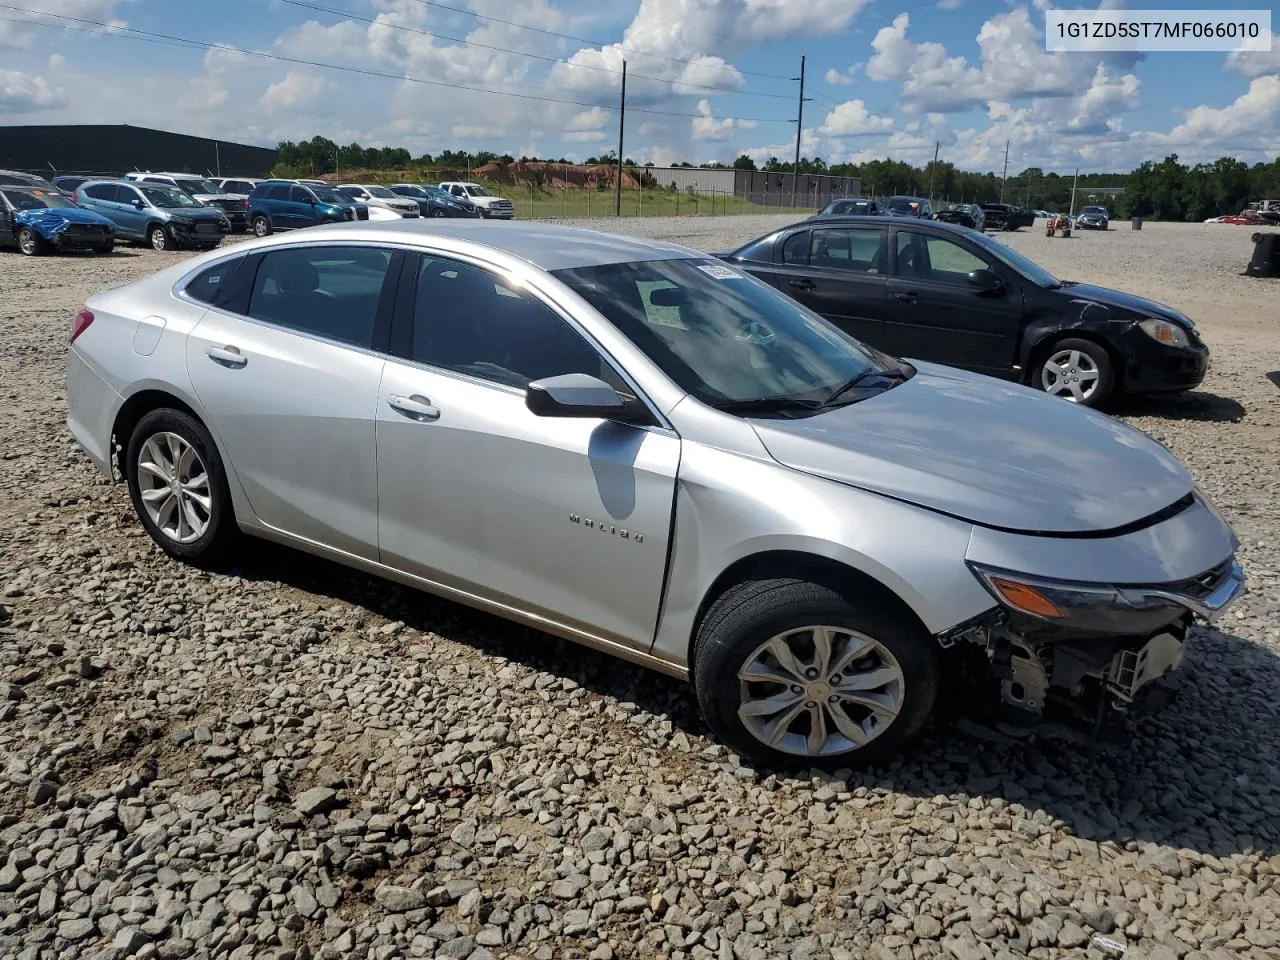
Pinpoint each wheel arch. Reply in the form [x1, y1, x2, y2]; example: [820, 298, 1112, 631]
[110, 388, 203, 479]
[1021, 325, 1124, 391]
[687, 549, 932, 684]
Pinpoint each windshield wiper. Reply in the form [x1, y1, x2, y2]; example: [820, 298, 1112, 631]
[713, 395, 825, 414]
[820, 365, 911, 408]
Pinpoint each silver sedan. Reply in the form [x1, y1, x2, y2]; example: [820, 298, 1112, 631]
[65, 220, 1244, 768]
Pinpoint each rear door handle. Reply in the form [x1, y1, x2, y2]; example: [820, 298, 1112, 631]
[388, 394, 440, 422]
[206, 345, 247, 368]
[788, 278, 815, 290]
[893, 292, 919, 303]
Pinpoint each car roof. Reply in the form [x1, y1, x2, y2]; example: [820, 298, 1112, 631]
[776, 215, 974, 237]
[294, 219, 698, 271]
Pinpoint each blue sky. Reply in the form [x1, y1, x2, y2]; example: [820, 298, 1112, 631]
[1, 0, 1278, 173]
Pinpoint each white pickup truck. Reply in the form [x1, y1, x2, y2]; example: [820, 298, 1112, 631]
[438, 181, 515, 219]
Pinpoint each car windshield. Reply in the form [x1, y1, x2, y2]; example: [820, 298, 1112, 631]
[4, 189, 74, 210]
[140, 186, 200, 208]
[464, 185, 491, 197]
[1082, 206, 1107, 215]
[175, 178, 222, 195]
[0, 173, 55, 189]
[886, 197, 919, 214]
[553, 258, 894, 411]
[313, 188, 347, 204]
[395, 185, 427, 197]
[970, 231, 1061, 288]
[363, 186, 396, 198]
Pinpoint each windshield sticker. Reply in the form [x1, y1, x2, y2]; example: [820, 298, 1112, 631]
[696, 263, 742, 280]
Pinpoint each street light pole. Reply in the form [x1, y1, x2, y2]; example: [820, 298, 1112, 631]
[791, 55, 805, 208]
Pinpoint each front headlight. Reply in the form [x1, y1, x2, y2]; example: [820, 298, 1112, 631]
[967, 563, 1184, 634]
[1138, 318, 1190, 348]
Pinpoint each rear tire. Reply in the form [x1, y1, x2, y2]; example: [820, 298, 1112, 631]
[693, 577, 939, 770]
[125, 409, 237, 566]
[252, 215, 272, 237]
[17, 228, 46, 256]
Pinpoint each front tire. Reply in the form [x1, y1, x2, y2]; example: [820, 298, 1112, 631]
[1034, 336, 1114, 407]
[93, 240, 115, 255]
[251, 215, 272, 237]
[693, 578, 939, 769]
[17, 228, 46, 256]
[125, 409, 236, 565]
[148, 224, 172, 252]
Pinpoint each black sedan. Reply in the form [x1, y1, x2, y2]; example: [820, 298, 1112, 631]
[717, 216, 1207, 407]
[813, 197, 883, 218]
[980, 203, 1036, 231]
[933, 203, 985, 231]
[389, 183, 480, 218]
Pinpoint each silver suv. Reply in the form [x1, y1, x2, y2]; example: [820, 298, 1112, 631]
[64, 221, 1243, 768]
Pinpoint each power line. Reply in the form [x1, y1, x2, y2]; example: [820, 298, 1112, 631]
[0, 5, 794, 123]
[280, 0, 795, 100]
[404, 0, 796, 82]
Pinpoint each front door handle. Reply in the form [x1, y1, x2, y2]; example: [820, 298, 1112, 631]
[893, 292, 919, 303]
[206, 345, 247, 368]
[388, 394, 440, 422]
[788, 278, 815, 290]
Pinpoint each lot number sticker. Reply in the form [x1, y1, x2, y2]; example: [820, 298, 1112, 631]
[696, 263, 742, 280]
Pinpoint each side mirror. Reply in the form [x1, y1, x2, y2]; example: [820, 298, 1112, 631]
[967, 268, 1003, 293]
[526, 373, 640, 422]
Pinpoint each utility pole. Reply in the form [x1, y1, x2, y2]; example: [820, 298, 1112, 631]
[214, 141, 221, 178]
[928, 141, 939, 204]
[1000, 139, 1010, 202]
[791, 55, 806, 208]
[1070, 167, 1079, 216]
[615, 59, 626, 217]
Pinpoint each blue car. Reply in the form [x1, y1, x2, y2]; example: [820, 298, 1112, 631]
[389, 183, 481, 218]
[76, 179, 231, 252]
[247, 180, 369, 236]
[1, 186, 117, 255]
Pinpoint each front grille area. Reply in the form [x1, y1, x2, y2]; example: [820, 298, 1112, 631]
[66, 224, 105, 235]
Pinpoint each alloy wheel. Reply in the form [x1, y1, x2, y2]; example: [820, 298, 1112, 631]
[136, 432, 212, 544]
[150, 227, 168, 251]
[737, 625, 905, 758]
[18, 230, 38, 255]
[253, 218, 270, 237]
[1040, 349, 1100, 403]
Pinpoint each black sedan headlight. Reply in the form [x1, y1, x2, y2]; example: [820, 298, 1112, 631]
[1137, 318, 1191, 348]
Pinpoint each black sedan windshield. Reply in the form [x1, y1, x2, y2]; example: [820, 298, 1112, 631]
[3, 189, 74, 210]
[553, 258, 889, 409]
[969, 231, 1061, 289]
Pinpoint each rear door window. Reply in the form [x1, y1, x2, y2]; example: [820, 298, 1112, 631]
[809, 227, 887, 274]
[83, 184, 120, 202]
[247, 246, 396, 348]
[264, 184, 292, 201]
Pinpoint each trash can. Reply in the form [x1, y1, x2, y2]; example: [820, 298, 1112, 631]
[1131, 217, 1143, 230]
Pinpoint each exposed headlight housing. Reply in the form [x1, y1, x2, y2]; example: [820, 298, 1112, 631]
[967, 563, 1187, 634]
[1138, 318, 1190, 348]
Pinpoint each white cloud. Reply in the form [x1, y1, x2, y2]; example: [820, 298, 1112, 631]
[818, 99, 893, 136]
[1154, 75, 1280, 147]
[824, 67, 854, 85]
[0, 0, 128, 48]
[0, 69, 64, 113]
[1225, 35, 1280, 78]
[566, 107, 611, 132]
[563, 130, 608, 142]
[692, 99, 736, 141]
[937, 0, 964, 8]
[260, 72, 332, 112]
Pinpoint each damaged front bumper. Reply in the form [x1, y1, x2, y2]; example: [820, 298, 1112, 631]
[945, 558, 1245, 728]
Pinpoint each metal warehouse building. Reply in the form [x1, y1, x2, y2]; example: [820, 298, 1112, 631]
[0, 124, 278, 179]
[645, 166, 862, 208]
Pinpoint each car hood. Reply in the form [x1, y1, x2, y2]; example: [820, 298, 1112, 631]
[16, 207, 116, 238]
[1053, 281, 1193, 328]
[748, 362, 1193, 534]
[167, 207, 227, 221]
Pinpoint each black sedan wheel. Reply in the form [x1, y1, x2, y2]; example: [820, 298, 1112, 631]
[1036, 337, 1114, 407]
[429, 207, 445, 218]
[17, 228, 46, 256]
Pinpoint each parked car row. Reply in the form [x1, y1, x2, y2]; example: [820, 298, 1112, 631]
[813, 195, 1040, 233]
[65, 217, 1242, 768]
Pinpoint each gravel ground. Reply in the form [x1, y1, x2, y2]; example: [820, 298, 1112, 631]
[1, 217, 1278, 960]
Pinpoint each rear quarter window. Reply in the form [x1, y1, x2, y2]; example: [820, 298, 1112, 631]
[185, 257, 248, 309]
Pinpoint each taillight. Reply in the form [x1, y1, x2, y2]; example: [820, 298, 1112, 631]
[243, 199, 250, 210]
[69, 308, 94, 344]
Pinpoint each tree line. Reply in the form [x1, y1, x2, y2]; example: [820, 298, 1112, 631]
[274, 135, 1280, 220]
